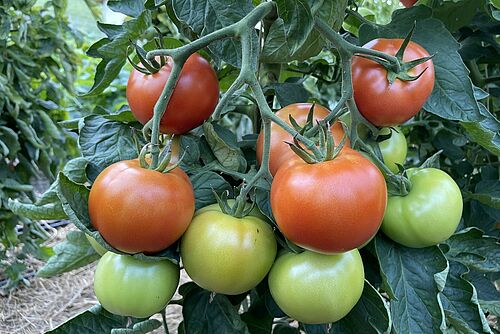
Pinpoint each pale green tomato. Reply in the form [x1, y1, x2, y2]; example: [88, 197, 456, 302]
[379, 127, 407, 173]
[268, 249, 364, 324]
[94, 252, 179, 318]
[180, 209, 277, 295]
[382, 168, 463, 248]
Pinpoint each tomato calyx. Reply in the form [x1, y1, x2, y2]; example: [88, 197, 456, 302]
[287, 121, 348, 164]
[139, 136, 185, 173]
[127, 28, 167, 75]
[357, 23, 434, 84]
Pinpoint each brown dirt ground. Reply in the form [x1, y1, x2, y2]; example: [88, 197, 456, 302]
[0, 226, 183, 334]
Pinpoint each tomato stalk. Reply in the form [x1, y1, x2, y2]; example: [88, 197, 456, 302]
[143, 2, 277, 169]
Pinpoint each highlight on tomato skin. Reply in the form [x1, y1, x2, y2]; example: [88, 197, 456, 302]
[126, 53, 220, 135]
[270, 147, 387, 254]
[88, 159, 195, 254]
[256, 102, 349, 176]
[352, 38, 435, 127]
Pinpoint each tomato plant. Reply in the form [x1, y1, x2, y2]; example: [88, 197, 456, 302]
[180, 203, 277, 295]
[271, 148, 387, 253]
[18, 1, 500, 333]
[378, 127, 407, 173]
[93, 252, 179, 318]
[352, 39, 435, 126]
[256, 103, 347, 175]
[268, 249, 364, 324]
[382, 168, 463, 248]
[88, 159, 195, 254]
[127, 53, 219, 134]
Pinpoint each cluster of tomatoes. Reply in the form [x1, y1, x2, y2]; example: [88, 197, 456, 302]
[86, 37, 463, 324]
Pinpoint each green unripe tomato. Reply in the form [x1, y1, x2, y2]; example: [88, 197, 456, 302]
[379, 127, 407, 173]
[94, 252, 179, 318]
[180, 205, 277, 295]
[268, 249, 364, 324]
[85, 234, 107, 256]
[382, 168, 463, 248]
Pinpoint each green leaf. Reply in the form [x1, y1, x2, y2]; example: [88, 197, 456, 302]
[465, 180, 500, 210]
[45, 305, 128, 334]
[172, 0, 254, 67]
[261, 0, 347, 63]
[107, 0, 145, 18]
[442, 228, 500, 273]
[374, 235, 448, 333]
[329, 281, 391, 334]
[57, 173, 92, 233]
[461, 104, 500, 157]
[179, 135, 201, 168]
[111, 319, 162, 334]
[180, 282, 250, 334]
[480, 300, 500, 317]
[275, 0, 314, 54]
[203, 122, 247, 173]
[440, 261, 492, 334]
[79, 115, 140, 181]
[430, 0, 487, 32]
[190, 171, 232, 210]
[7, 199, 67, 220]
[7, 158, 88, 221]
[359, 6, 482, 123]
[37, 230, 99, 278]
[85, 11, 151, 95]
[270, 81, 310, 107]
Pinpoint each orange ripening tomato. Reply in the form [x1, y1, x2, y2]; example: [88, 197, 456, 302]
[271, 148, 387, 253]
[256, 103, 348, 176]
[88, 160, 195, 254]
[127, 53, 219, 134]
[352, 39, 434, 126]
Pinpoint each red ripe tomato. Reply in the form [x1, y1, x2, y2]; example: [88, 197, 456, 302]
[270, 148, 387, 253]
[256, 103, 348, 176]
[352, 39, 434, 126]
[127, 53, 219, 134]
[400, 0, 417, 7]
[88, 160, 195, 254]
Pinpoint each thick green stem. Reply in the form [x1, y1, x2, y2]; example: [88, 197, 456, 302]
[149, 61, 183, 168]
[315, 18, 401, 72]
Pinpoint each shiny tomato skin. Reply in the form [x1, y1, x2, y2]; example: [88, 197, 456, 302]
[268, 249, 364, 324]
[400, 0, 417, 7]
[352, 39, 434, 126]
[94, 252, 179, 318]
[180, 205, 277, 295]
[127, 53, 219, 134]
[271, 148, 387, 253]
[382, 168, 463, 248]
[88, 160, 195, 254]
[256, 103, 348, 176]
[379, 127, 407, 173]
